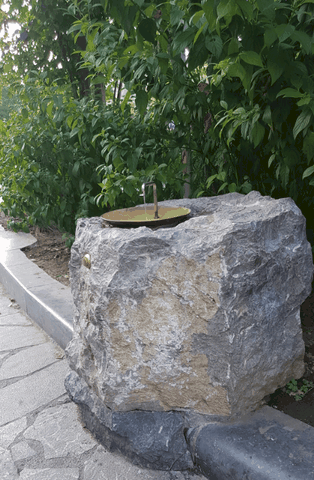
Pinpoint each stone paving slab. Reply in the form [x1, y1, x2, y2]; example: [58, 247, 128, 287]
[0, 417, 28, 449]
[24, 403, 98, 459]
[11, 441, 37, 462]
[0, 311, 32, 326]
[19, 469, 80, 480]
[0, 296, 22, 316]
[0, 343, 64, 380]
[0, 360, 70, 425]
[0, 447, 18, 479]
[0, 324, 48, 352]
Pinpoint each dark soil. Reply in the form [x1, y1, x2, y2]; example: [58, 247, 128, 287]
[266, 283, 314, 427]
[0, 210, 314, 426]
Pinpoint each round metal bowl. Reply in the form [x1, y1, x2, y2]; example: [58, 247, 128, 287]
[102, 205, 191, 228]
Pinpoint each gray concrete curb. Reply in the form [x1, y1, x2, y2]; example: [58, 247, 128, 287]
[1, 226, 314, 479]
[0, 228, 73, 349]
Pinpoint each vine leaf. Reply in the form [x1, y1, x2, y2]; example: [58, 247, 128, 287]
[302, 165, 314, 180]
[136, 90, 148, 116]
[293, 110, 312, 139]
[138, 19, 156, 44]
[240, 51, 263, 67]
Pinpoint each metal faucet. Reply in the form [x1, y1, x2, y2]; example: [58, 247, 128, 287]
[141, 182, 159, 219]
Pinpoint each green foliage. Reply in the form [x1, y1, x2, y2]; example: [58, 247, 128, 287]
[6, 219, 29, 233]
[0, 87, 21, 120]
[62, 233, 76, 249]
[94, 106, 186, 209]
[1, 0, 314, 238]
[0, 0, 86, 98]
[0, 73, 104, 234]
[285, 378, 314, 401]
[71, 0, 314, 229]
[0, 72, 185, 233]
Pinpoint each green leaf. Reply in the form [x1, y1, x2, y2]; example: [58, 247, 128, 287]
[268, 153, 276, 168]
[267, 60, 283, 85]
[277, 88, 304, 99]
[127, 154, 139, 172]
[241, 181, 252, 193]
[72, 161, 80, 177]
[206, 173, 218, 187]
[217, 171, 227, 181]
[173, 28, 196, 52]
[263, 105, 272, 124]
[302, 165, 314, 179]
[157, 55, 169, 75]
[297, 97, 311, 106]
[66, 115, 73, 129]
[135, 90, 148, 116]
[217, 0, 238, 21]
[170, 5, 185, 26]
[46, 101, 53, 118]
[91, 76, 106, 85]
[138, 19, 156, 44]
[120, 91, 131, 113]
[192, 10, 205, 25]
[159, 35, 168, 53]
[218, 182, 228, 193]
[123, 44, 139, 55]
[291, 30, 312, 55]
[202, 0, 216, 31]
[235, 0, 253, 19]
[205, 36, 223, 57]
[275, 24, 295, 43]
[228, 183, 237, 192]
[240, 51, 263, 68]
[67, 23, 82, 34]
[188, 39, 210, 71]
[228, 62, 246, 81]
[264, 27, 277, 47]
[194, 22, 206, 44]
[250, 122, 265, 148]
[283, 147, 299, 168]
[280, 164, 290, 188]
[220, 100, 228, 109]
[303, 132, 314, 162]
[228, 37, 239, 55]
[293, 110, 312, 139]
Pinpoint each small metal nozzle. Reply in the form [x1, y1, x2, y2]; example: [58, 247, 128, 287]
[141, 182, 159, 219]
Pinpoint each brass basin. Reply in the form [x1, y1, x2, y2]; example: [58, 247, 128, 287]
[102, 205, 191, 228]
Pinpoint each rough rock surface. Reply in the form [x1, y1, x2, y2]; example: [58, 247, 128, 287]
[65, 191, 313, 469]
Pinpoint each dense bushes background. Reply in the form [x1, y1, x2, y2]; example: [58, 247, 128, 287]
[0, 0, 313, 236]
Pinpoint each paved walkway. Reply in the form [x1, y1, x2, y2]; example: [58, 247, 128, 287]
[0, 252, 204, 479]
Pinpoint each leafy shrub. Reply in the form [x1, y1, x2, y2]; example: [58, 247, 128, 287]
[0, 73, 186, 233]
[74, 0, 314, 231]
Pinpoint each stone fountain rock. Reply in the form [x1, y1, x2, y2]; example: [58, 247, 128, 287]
[65, 191, 313, 471]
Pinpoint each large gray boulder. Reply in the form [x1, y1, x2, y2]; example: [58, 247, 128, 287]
[65, 191, 313, 470]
